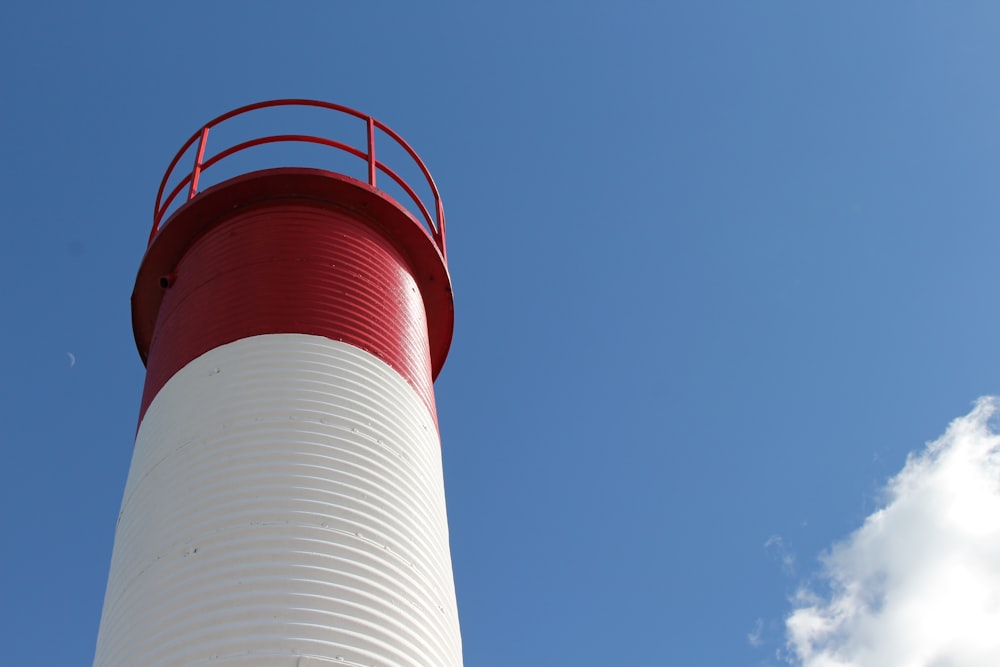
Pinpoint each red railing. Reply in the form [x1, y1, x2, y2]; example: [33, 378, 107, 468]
[151, 99, 446, 261]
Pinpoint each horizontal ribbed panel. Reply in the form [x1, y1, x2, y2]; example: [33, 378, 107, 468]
[139, 199, 435, 423]
[94, 334, 462, 666]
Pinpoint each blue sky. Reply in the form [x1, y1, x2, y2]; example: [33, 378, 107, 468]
[2, 2, 1000, 665]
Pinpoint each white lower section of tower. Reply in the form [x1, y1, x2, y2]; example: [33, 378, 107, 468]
[94, 334, 463, 667]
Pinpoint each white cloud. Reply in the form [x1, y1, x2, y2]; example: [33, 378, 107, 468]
[748, 617, 764, 647]
[785, 397, 1000, 667]
[766, 534, 798, 575]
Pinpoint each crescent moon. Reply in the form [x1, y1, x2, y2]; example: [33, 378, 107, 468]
[67, 352, 76, 368]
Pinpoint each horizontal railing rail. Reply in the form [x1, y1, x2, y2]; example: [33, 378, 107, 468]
[151, 99, 446, 261]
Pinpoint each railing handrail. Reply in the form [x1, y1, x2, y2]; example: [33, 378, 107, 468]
[151, 99, 446, 261]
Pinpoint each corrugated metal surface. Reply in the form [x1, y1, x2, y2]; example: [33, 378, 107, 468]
[138, 198, 437, 423]
[94, 334, 462, 666]
[132, 170, 454, 394]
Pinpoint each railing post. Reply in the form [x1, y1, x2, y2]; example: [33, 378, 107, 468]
[367, 117, 376, 188]
[436, 199, 446, 260]
[188, 127, 210, 200]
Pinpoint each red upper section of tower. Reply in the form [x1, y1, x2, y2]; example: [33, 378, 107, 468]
[131, 101, 454, 422]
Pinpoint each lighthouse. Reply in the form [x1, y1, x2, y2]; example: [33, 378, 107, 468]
[94, 100, 462, 666]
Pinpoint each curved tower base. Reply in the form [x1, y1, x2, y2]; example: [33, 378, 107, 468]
[95, 334, 462, 666]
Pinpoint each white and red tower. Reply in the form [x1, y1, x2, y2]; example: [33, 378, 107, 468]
[94, 100, 462, 666]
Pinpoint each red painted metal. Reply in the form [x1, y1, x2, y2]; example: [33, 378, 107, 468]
[367, 117, 377, 187]
[140, 202, 435, 420]
[133, 168, 453, 425]
[187, 127, 209, 200]
[150, 99, 446, 262]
